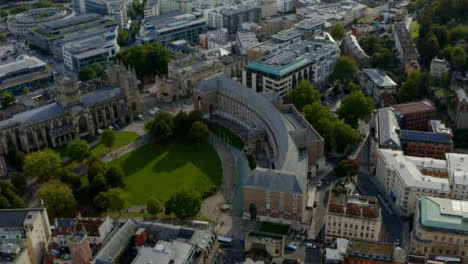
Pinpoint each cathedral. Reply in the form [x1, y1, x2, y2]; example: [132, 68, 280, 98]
[0, 62, 140, 155]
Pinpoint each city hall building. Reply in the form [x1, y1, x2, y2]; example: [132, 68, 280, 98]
[193, 74, 325, 229]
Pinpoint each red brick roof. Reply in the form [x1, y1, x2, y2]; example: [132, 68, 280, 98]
[392, 100, 435, 115]
[362, 206, 379, 219]
[345, 203, 361, 216]
[328, 203, 345, 214]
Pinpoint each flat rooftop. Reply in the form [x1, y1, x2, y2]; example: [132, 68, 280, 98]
[348, 241, 393, 259]
[391, 100, 435, 115]
[0, 56, 46, 78]
[420, 196, 468, 234]
[362, 69, 397, 87]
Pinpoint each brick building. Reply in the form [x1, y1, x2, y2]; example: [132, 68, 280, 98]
[391, 100, 436, 131]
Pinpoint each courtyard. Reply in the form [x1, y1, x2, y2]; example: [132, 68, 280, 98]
[108, 140, 223, 205]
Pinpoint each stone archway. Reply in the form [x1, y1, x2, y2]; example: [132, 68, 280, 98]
[78, 116, 88, 134]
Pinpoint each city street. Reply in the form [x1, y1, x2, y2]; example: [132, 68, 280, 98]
[356, 137, 409, 248]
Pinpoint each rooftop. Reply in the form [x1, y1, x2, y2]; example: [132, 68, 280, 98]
[391, 100, 435, 115]
[246, 37, 338, 78]
[131, 241, 193, 264]
[420, 196, 468, 234]
[347, 241, 393, 260]
[0, 208, 46, 228]
[399, 130, 452, 144]
[0, 56, 46, 79]
[377, 108, 401, 147]
[362, 69, 397, 87]
[378, 149, 451, 192]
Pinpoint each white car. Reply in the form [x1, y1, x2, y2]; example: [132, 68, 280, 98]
[138, 114, 144, 120]
[317, 180, 322, 188]
[149, 107, 160, 116]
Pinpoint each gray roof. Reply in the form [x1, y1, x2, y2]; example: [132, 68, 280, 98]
[362, 69, 397, 87]
[0, 87, 123, 129]
[0, 56, 46, 79]
[93, 218, 139, 264]
[246, 167, 305, 193]
[377, 108, 401, 147]
[0, 210, 30, 228]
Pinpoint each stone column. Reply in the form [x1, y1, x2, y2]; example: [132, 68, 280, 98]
[10, 132, 18, 150]
[109, 105, 115, 122]
[19, 133, 29, 153]
[102, 107, 108, 127]
[0, 133, 7, 155]
[41, 126, 48, 147]
[32, 130, 40, 150]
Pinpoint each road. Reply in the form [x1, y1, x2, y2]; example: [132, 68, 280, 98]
[356, 137, 409, 248]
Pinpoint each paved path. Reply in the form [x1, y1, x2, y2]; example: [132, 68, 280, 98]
[101, 135, 151, 162]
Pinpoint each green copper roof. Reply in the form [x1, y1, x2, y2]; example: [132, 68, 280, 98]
[420, 196, 468, 234]
[245, 57, 311, 78]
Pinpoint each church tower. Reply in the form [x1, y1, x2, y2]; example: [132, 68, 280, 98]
[55, 74, 81, 108]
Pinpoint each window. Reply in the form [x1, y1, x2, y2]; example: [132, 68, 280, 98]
[266, 191, 271, 210]
[279, 192, 284, 212]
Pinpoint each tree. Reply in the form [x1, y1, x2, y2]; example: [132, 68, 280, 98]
[87, 155, 106, 182]
[38, 180, 77, 218]
[188, 110, 202, 124]
[432, 25, 449, 48]
[165, 190, 201, 218]
[100, 129, 116, 150]
[0, 32, 7, 42]
[0, 180, 24, 208]
[147, 198, 163, 216]
[451, 46, 467, 71]
[419, 33, 440, 62]
[332, 56, 358, 83]
[90, 174, 109, 194]
[23, 148, 61, 182]
[105, 166, 125, 188]
[338, 90, 374, 128]
[173, 111, 190, 138]
[249, 203, 257, 221]
[78, 67, 96, 82]
[190, 121, 209, 143]
[331, 121, 361, 153]
[93, 188, 126, 213]
[360, 35, 382, 55]
[66, 139, 90, 162]
[329, 23, 346, 41]
[1, 92, 15, 108]
[146, 111, 174, 143]
[371, 49, 393, 69]
[7, 149, 24, 170]
[397, 68, 429, 103]
[116, 43, 171, 80]
[335, 159, 359, 184]
[118, 30, 130, 46]
[91, 62, 104, 77]
[11, 172, 27, 195]
[286, 80, 320, 111]
[0, 196, 10, 209]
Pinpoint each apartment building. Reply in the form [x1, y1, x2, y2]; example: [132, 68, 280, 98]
[0, 209, 51, 264]
[83, 0, 131, 28]
[243, 35, 338, 97]
[207, 5, 261, 34]
[410, 196, 468, 260]
[375, 149, 468, 217]
[358, 69, 397, 106]
[430, 57, 450, 78]
[326, 194, 382, 243]
[393, 22, 419, 68]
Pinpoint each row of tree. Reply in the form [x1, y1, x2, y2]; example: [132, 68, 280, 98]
[145, 110, 209, 144]
[416, 0, 468, 68]
[116, 43, 171, 82]
[286, 79, 366, 153]
[78, 62, 105, 82]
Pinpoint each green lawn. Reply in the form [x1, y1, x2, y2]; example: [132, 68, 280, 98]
[91, 131, 140, 157]
[107, 140, 222, 205]
[410, 20, 420, 42]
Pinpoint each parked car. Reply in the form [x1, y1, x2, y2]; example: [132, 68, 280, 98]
[149, 107, 160, 116]
[138, 114, 144, 120]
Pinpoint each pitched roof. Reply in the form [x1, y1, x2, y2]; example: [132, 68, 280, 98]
[245, 168, 305, 194]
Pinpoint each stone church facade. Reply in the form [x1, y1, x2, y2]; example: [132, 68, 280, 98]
[0, 62, 140, 155]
